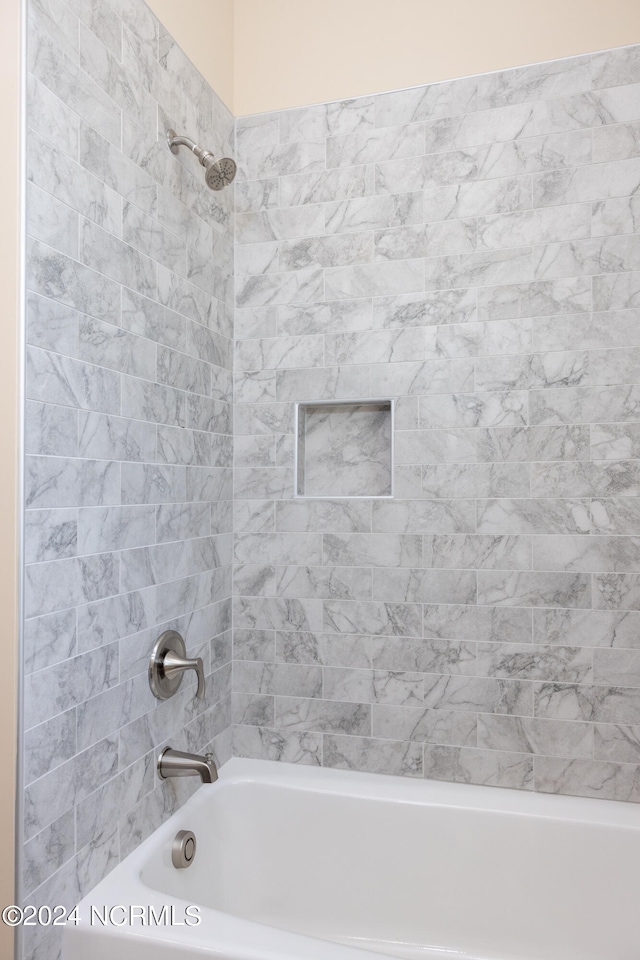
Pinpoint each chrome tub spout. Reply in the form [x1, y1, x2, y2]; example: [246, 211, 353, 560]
[157, 747, 218, 784]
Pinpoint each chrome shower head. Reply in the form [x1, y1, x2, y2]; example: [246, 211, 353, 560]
[202, 154, 237, 191]
[166, 129, 236, 191]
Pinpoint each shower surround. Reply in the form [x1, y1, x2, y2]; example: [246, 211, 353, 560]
[22, 0, 233, 956]
[19, 1, 640, 955]
[232, 45, 640, 803]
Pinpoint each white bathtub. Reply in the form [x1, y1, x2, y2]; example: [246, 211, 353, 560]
[63, 757, 640, 960]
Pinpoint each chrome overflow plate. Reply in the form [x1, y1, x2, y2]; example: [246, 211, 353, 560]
[172, 830, 196, 869]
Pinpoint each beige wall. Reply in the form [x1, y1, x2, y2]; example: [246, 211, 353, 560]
[145, 0, 235, 109]
[0, 0, 20, 952]
[234, 0, 640, 113]
[148, 0, 640, 115]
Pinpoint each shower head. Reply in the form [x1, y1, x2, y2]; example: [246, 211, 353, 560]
[203, 154, 237, 191]
[166, 129, 236, 191]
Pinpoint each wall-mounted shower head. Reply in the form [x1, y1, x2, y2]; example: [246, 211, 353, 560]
[166, 129, 236, 191]
[202, 155, 237, 191]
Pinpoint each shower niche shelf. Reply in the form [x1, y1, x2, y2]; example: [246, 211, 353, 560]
[295, 399, 393, 499]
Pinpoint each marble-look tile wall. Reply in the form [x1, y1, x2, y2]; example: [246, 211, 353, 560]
[23, 0, 233, 955]
[233, 44, 640, 805]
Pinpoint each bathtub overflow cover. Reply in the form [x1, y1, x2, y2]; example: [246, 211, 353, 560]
[172, 830, 197, 869]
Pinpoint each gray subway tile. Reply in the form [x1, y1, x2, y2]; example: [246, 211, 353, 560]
[424, 744, 533, 789]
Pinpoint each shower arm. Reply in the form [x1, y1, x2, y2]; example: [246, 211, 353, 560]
[167, 131, 214, 167]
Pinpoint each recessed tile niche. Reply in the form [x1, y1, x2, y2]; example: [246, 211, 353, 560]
[296, 400, 393, 498]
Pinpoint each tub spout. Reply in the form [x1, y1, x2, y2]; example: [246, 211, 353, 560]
[157, 747, 218, 783]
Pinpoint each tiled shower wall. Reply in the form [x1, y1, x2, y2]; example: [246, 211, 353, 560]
[19, 12, 640, 955]
[23, 0, 234, 954]
[232, 44, 640, 803]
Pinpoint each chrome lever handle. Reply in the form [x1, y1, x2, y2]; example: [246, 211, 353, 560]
[149, 631, 206, 701]
[162, 652, 205, 699]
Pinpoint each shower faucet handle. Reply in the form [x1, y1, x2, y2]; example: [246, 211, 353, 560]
[162, 649, 205, 699]
[149, 631, 205, 701]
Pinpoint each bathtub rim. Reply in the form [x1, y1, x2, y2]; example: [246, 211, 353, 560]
[210, 757, 640, 826]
